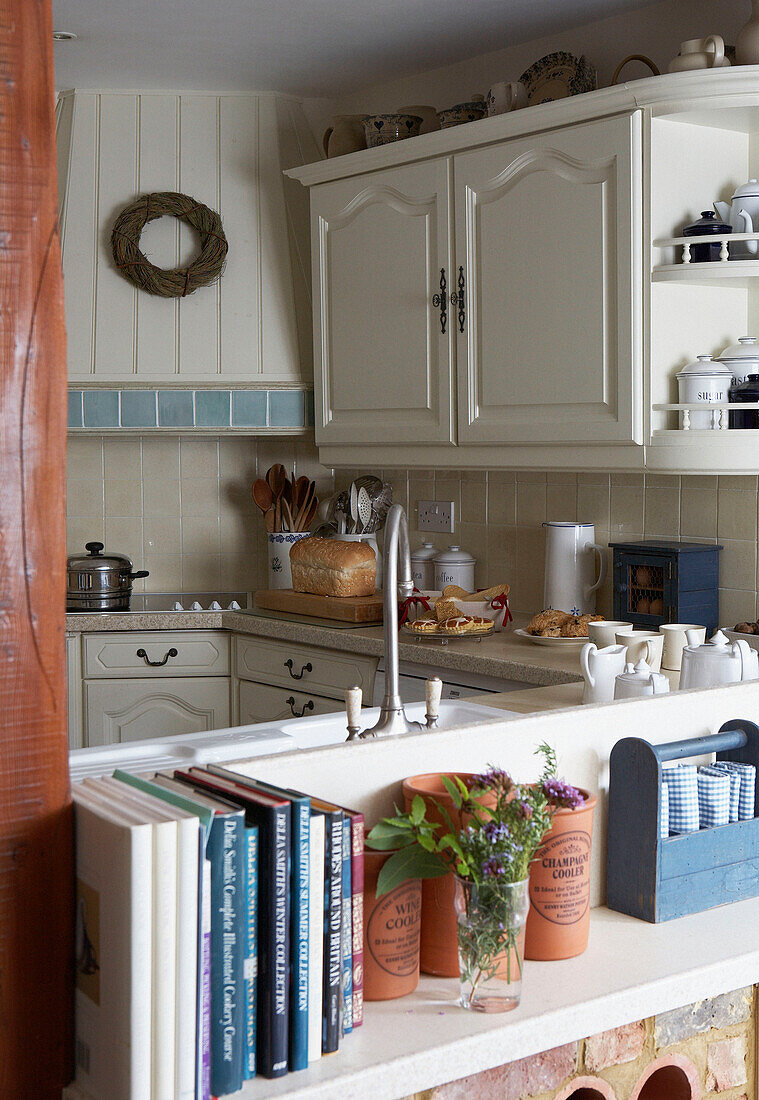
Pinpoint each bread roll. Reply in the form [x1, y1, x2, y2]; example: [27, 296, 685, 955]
[290, 537, 376, 597]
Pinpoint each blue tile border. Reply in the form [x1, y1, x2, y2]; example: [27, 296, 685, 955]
[67, 387, 312, 431]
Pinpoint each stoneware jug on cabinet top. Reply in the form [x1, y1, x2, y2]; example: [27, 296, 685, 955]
[543, 521, 607, 616]
[737, 0, 759, 65]
[668, 34, 730, 72]
[322, 115, 367, 158]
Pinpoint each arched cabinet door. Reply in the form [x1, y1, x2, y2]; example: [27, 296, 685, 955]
[454, 112, 643, 445]
[84, 677, 230, 745]
[311, 158, 454, 445]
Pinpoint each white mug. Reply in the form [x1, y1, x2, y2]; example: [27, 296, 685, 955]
[580, 642, 628, 705]
[486, 81, 528, 116]
[587, 620, 633, 648]
[659, 623, 706, 671]
[615, 629, 664, 673]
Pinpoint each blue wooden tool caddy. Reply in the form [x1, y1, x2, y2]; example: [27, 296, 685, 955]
[606, 719, 759, 922]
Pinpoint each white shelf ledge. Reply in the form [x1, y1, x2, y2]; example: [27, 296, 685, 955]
[652, 261, 759, 287]
[233, 900, 759, 1100]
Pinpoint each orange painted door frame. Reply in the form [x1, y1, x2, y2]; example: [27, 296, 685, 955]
[0, 0, 73, 1094]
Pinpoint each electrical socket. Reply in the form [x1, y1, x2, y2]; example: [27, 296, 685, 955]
[417, 500, 454, 533]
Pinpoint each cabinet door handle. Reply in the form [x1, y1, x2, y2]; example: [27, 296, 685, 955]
[284, 658, 312, 680]
[432, 267, 447, 334]
[286, 696, 314, 718]
[451, 265, 466, 332]
[136, 647, 178, 667]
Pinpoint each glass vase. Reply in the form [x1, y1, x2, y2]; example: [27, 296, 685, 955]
[453, 875, 530, 1013]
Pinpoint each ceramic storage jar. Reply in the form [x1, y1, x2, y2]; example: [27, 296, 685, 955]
[410, 542, 437, 589]
[676, 354, 733, 429]
[433, 546, 476, 592]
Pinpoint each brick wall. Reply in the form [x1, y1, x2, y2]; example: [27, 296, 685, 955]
[407, 986, 755, 1100]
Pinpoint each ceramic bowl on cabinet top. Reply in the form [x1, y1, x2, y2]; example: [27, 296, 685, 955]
[362, 113, 422, 147]
[396, 104, 440, 134]
[436, 99, 487, 128]
[716, 336, 759, 385]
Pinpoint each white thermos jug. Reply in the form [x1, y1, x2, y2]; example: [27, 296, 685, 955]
[543, 521, 607, 615]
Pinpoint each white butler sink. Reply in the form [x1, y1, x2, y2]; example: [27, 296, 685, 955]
[69, 699, 509, 781]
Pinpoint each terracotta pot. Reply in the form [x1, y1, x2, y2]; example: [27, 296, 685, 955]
[363, 846, 421, 1001]
[402, 772, 496, 977]
[524, 787, 597, 960]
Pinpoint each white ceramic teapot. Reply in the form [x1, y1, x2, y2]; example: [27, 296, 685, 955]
[714, 181, 759, 257]
[580, 642, 627, 705]
[679, 629, 756, 689]
[614, 659, 670, 700]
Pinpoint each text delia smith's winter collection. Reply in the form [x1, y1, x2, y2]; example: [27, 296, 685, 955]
[70, 765, 364, 1099]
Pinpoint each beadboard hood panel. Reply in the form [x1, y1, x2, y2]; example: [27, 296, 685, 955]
[56, 90, 318, 386]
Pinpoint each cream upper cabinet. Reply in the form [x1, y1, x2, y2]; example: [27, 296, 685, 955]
[311, 158, 454, 444]
[454, 114, 642, 445]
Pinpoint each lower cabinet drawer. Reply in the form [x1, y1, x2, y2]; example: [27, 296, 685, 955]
[235, 635, 377, 697]
[84, 631, 230, 678]
[85, 677, 230, 746]
[237, 680, 342, 727]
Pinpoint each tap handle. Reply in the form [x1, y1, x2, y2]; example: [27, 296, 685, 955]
[346, 684, 363, 739]
[425, 676, 443, 728]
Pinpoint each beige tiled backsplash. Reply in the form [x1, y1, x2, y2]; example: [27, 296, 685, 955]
[67, 437, 759, 627]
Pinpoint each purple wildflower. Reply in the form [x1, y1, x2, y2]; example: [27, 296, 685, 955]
[543, 778, 584, 809]
[468, 766, 512, 792]
[517, 800, 533, 819]
[484, 820, 509, 843]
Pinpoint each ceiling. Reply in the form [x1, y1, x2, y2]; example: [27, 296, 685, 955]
[52, 0, 661, 97]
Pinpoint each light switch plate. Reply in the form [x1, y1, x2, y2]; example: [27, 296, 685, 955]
[417, 500, 454, 533]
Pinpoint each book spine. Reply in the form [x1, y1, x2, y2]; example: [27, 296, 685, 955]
[350, 815, 365, 1027]
[341, 816, 353, 1035]
[243, 827, 259, 1080]
[307, 815, 325, 1064]
[289, 801, 310, 1072]
[322, 813, 343, 1054]
[200, 859, 212, 1100]
[259, 804, 290, 1078]
[208, 814, 244, 1096]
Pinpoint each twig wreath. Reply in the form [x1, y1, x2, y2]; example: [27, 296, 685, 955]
[110, 191, 228, 298]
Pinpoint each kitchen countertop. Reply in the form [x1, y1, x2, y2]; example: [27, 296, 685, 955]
[65, 610, 586, 688]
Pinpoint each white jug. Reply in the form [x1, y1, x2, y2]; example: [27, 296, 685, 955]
[580, 642, 627, 705]
[543, 521, 607, 615]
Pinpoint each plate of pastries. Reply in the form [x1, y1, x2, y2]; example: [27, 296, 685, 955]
[404, 584, 507, 639]
[516, 608, 605, 646]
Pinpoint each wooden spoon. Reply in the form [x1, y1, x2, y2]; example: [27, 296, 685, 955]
[281, 499, 294, 533]
[293, 475, 309, 514]
[264, 507, 275, 533]
[294, 481, 316, 531]
[252, 478, 273, 514]
[302, 497, 318, 532]
[267, 464, 287, 532]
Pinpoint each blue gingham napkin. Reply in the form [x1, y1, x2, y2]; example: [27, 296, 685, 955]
[701, 764, 740, 822]
[696, 768, 731, 828]
[659, 780, 670, 839]
[662, 764, 699, 833]
[712, 761, 756, 820]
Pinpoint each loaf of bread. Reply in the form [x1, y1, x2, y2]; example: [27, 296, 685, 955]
[290, 537, 377, 597]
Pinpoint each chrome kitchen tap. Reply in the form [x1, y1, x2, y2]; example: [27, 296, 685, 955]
[346, 504, 437, 739]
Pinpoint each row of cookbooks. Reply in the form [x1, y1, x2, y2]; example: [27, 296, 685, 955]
[69, 763, 364, 1100]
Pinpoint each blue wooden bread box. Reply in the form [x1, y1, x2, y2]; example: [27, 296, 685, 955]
[607, 720, 759, 922]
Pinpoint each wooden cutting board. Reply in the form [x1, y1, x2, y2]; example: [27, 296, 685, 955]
[254, 588, 384, 624]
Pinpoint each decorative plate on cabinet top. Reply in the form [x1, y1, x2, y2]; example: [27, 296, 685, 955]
[519, 52, 598, 105]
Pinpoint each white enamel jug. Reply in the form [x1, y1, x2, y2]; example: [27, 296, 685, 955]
[580, 642, 627, 705]
[543, 521, 607, 616]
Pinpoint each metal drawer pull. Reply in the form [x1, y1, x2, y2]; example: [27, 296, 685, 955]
[284, 658, 312, 680]
[432, 267, 447, 334]
[286, 696, 314, 718]
[136, 647, 178, 667]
